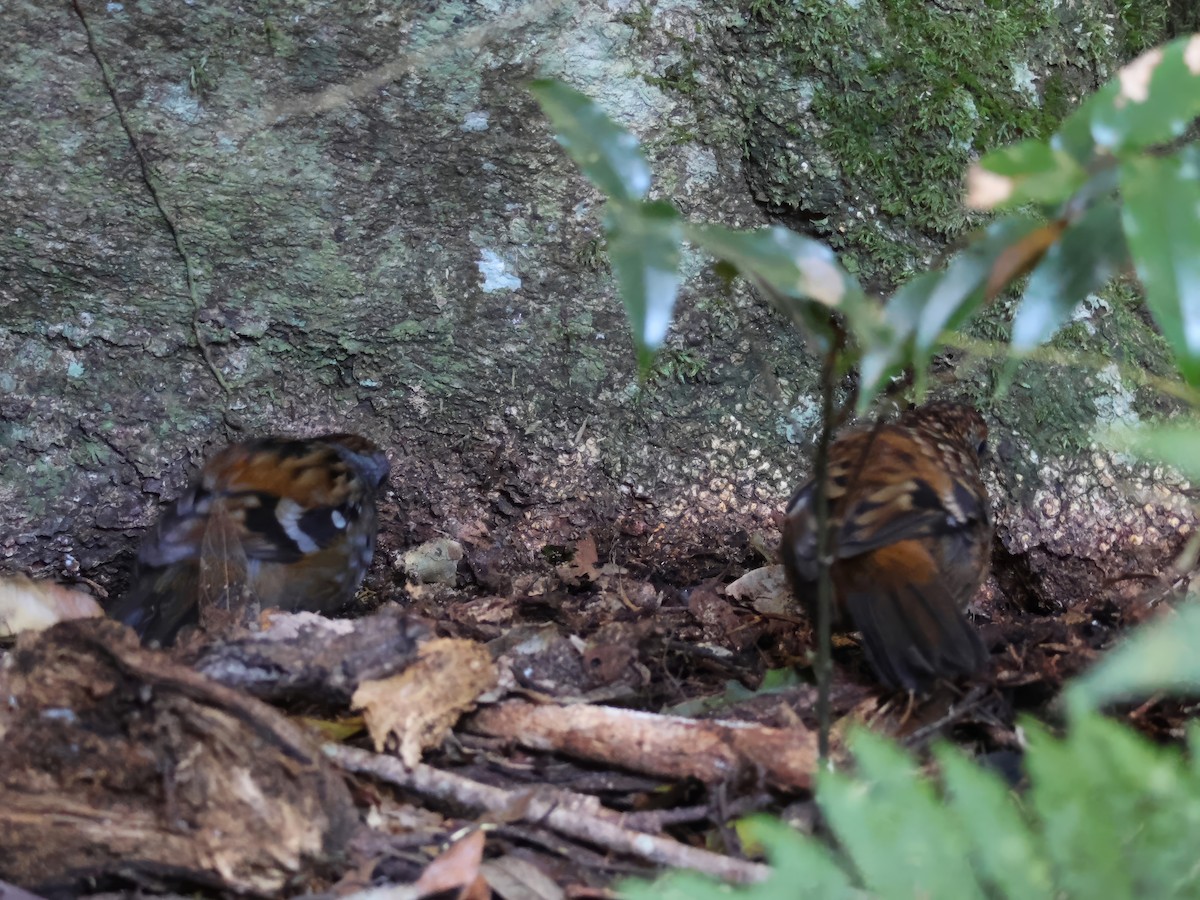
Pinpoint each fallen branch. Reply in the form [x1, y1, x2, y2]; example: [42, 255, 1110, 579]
[192, 606, 430, 707]
[328, 744, 771, 885]
[467, 700, 818, 790]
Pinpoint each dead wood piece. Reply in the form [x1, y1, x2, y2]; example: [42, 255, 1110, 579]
[468, 700, 817, 790]
[0, 619, 356, 896]
[329, 745, 771, 885]
[192, 605, 431, 707]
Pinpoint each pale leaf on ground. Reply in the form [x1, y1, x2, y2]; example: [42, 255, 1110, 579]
[0, 575, 103, 639]
[352, 638, 498, 766]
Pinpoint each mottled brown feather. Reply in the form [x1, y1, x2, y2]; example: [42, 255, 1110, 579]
[108, 433, 390, 646]
[781, 401, 991, 691]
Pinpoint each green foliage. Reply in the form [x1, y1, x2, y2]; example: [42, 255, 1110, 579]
[685, 223, 869, 351]
[1011, 199, 1125, 351]
[1116, 423, 1200, 481]
[859, 215, 1046, 400]
[1121, 148, 1200, 385]
[975, 34, 1200, 389]
[531, 81, 675, 370]
[533, 32, 1200, 408]
[533, 84, 869, 367]
[536, 34, 1200, 898]
[604, 200, 683, 371]
[1069, 595, 1200, 713]
[621, 704, 1200, 899]
[974, 139, 1087, 208]
[818, 732, 984, 898]
[620, 816, 853, 900]
[529, 80, 651, 203]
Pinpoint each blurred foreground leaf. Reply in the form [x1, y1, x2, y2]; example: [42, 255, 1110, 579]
[1068, 601, 1200, 712]
[531, 79, 651, 202]
[1121, 147, 1200, 385]
[605, 200, 683, 369]
[687, 223, 866, 349]
[1090, 35, 1200, 154]
[859, 216, 1045, 405]
[967, 139, 1087, 210]
[1012, 199, 1126, 351]
[619, 816, 852, 900]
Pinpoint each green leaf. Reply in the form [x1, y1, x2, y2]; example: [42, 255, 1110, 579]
[1121, 147, 1200, 384]
[531, 78, 652, 202]
[936, 745, 1054, 900]
[1067, 600, 1200, 713]
[970, 139, 1087, 209]
[858, 216, 1043, 406]
[686, 223, 868, 350]
[617, 816, 853, 900]
[1012, 199, 1127, 352]
[618, 872, 738, 900]
[604, 200, 682, 369]
[1024, 717, 1135, 898]
[685, 224, 864, 310]
[1052, 81, 1119, 164]
[819, 730, 985, 899]
[741, 816, 855, 897]
[1027, 713, 1200, 897]
[858, 270, 939, 404]
[1090, 35, 1200, 154]
[913, 217, 1042, 350]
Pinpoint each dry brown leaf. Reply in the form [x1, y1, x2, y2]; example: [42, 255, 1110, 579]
[353, 638, 498, 766]
[556, 534, 600, 585]
[480, 856, 565, 900]
[0, 575, 103, 639]
[412, 829, 488, 899]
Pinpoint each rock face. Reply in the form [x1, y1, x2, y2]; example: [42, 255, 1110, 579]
[1, 1, 1192, 616]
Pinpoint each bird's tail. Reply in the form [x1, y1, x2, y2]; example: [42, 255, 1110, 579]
[843, 582, 986, 692]
[106, 562, 201, 648]
[109, 506, 253, 647]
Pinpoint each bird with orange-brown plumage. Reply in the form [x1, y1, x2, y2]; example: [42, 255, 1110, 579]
[780, 402, 991, 692]
[109, 433, 390, 647]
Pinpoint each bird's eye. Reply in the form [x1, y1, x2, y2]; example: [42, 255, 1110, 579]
[976, 438, 988, 457]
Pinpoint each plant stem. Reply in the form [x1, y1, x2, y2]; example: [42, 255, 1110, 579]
[813, 344, 840, 764]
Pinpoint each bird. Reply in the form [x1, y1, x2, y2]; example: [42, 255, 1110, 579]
[108, 433, 391, 647]
[779, 401, 991, 692]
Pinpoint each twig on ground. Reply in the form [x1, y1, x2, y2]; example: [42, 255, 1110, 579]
[900, 684, 989, 749]
[328, 744, 772, 885]
[620, 791, 775, 833]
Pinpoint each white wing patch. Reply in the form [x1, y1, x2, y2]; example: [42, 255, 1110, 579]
[276, 497, 320, 554]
